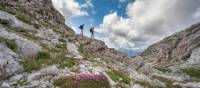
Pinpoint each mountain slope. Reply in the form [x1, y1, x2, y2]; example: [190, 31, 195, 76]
[126, 22, 200, 88]
[141, 22, 200, 66]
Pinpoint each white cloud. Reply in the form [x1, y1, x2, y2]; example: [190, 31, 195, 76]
[81, 0, 93, 8]
[51, 0, 93, 26]
[97, 0, 200, 53]
[118, 0, 126, 3]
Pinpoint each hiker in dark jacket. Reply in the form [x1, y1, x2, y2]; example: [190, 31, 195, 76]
[79, 24, 84, 37]
[90, 27, 95, 38]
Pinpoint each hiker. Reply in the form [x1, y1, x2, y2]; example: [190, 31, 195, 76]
[90, 27, 95, 38]
[79, 24, 84, 37]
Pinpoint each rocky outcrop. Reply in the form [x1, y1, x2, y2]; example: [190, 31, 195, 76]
[0, 0, 63, 27]
[141, 22, 200, 66]
[0, 44, 23, 81]
[74, 35, 128, 61]
[0, 0, 75, 39]
[179, 48, 200, 68]
[0, 27, 42, 58]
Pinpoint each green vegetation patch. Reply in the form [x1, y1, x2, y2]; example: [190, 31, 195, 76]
[153, 75, 174, 88]
[9, 27, 38, 40]
[36, 51, 50, 60]
[0, 5, 16, 15]
[78, 44, 84, 53]
[22, 51, 77, 72]
[16, 14, 32, 24]
[154, 66, 172, 73]
[134, 80, 162, 88]
[17, 79, 28, 86]
[0, 37, 17, 51]
[106, 69, 131, 84]
[180, 68, 200, 78]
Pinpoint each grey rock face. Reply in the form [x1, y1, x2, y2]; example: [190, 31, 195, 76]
[141, 22, 200, 66]
[0, 0, 64, 27]
[185, 48, 200, 66]
[178, 48, 200, 68]
[0, 0, 75, 37]
[0, 10, 35, 30]
[67, 43, 82, 58]
[0, 28, 42, 58]
[36, 27, 60, 44]
[24, 65, 60, 88]
[0, 44, 23, 80]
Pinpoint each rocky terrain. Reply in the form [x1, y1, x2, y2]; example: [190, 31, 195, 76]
[0, 0, 200, 88]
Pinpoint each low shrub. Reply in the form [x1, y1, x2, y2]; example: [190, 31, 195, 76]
[154, 66, 172, 73]
[106, 70, 131, 84]
[36, 51, 50, 59]
[180, 68, 200, 78]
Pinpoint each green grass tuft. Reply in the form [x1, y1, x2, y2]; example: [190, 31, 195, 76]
[22, 58, 42, 72]
[17, 80, 28, 86]
[153, 75, 174, 88]
[36, 51, 51, 60]
[0, 37, 17, 51]
[106, 70, 131, 84]
[78, 44, 84, 53]
[16, 14, 32, 24]
[9, 27, 38, 40]
[22, 51, 77, 72]
[154, 66, 172, 73]
[180, 68, 200, 78]
[0, 5, 16, 15]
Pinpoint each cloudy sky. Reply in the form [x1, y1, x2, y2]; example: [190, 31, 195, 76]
[51, 0, 200, 56]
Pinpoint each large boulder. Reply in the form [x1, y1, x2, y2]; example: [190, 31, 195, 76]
[179, 48, 200, 67]
[0, 44, 23, 81]
[67, 43, 82, 58]
[0, 10, 35, 30]
[24, 65, 61, 88]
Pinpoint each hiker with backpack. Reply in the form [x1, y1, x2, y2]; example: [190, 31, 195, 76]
[90, 27, 95, 39]
[79, 24, 84, 37]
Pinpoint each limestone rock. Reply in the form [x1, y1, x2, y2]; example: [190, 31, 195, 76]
[36, 27, 60, 44]
[180, 48, 200, 67]
[67, 43, 83, 58]
[27, 65, 59, 82]
[0, 44, 23, 81]
[0, 10, 35, 30]
[0, 28, 42, 58]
